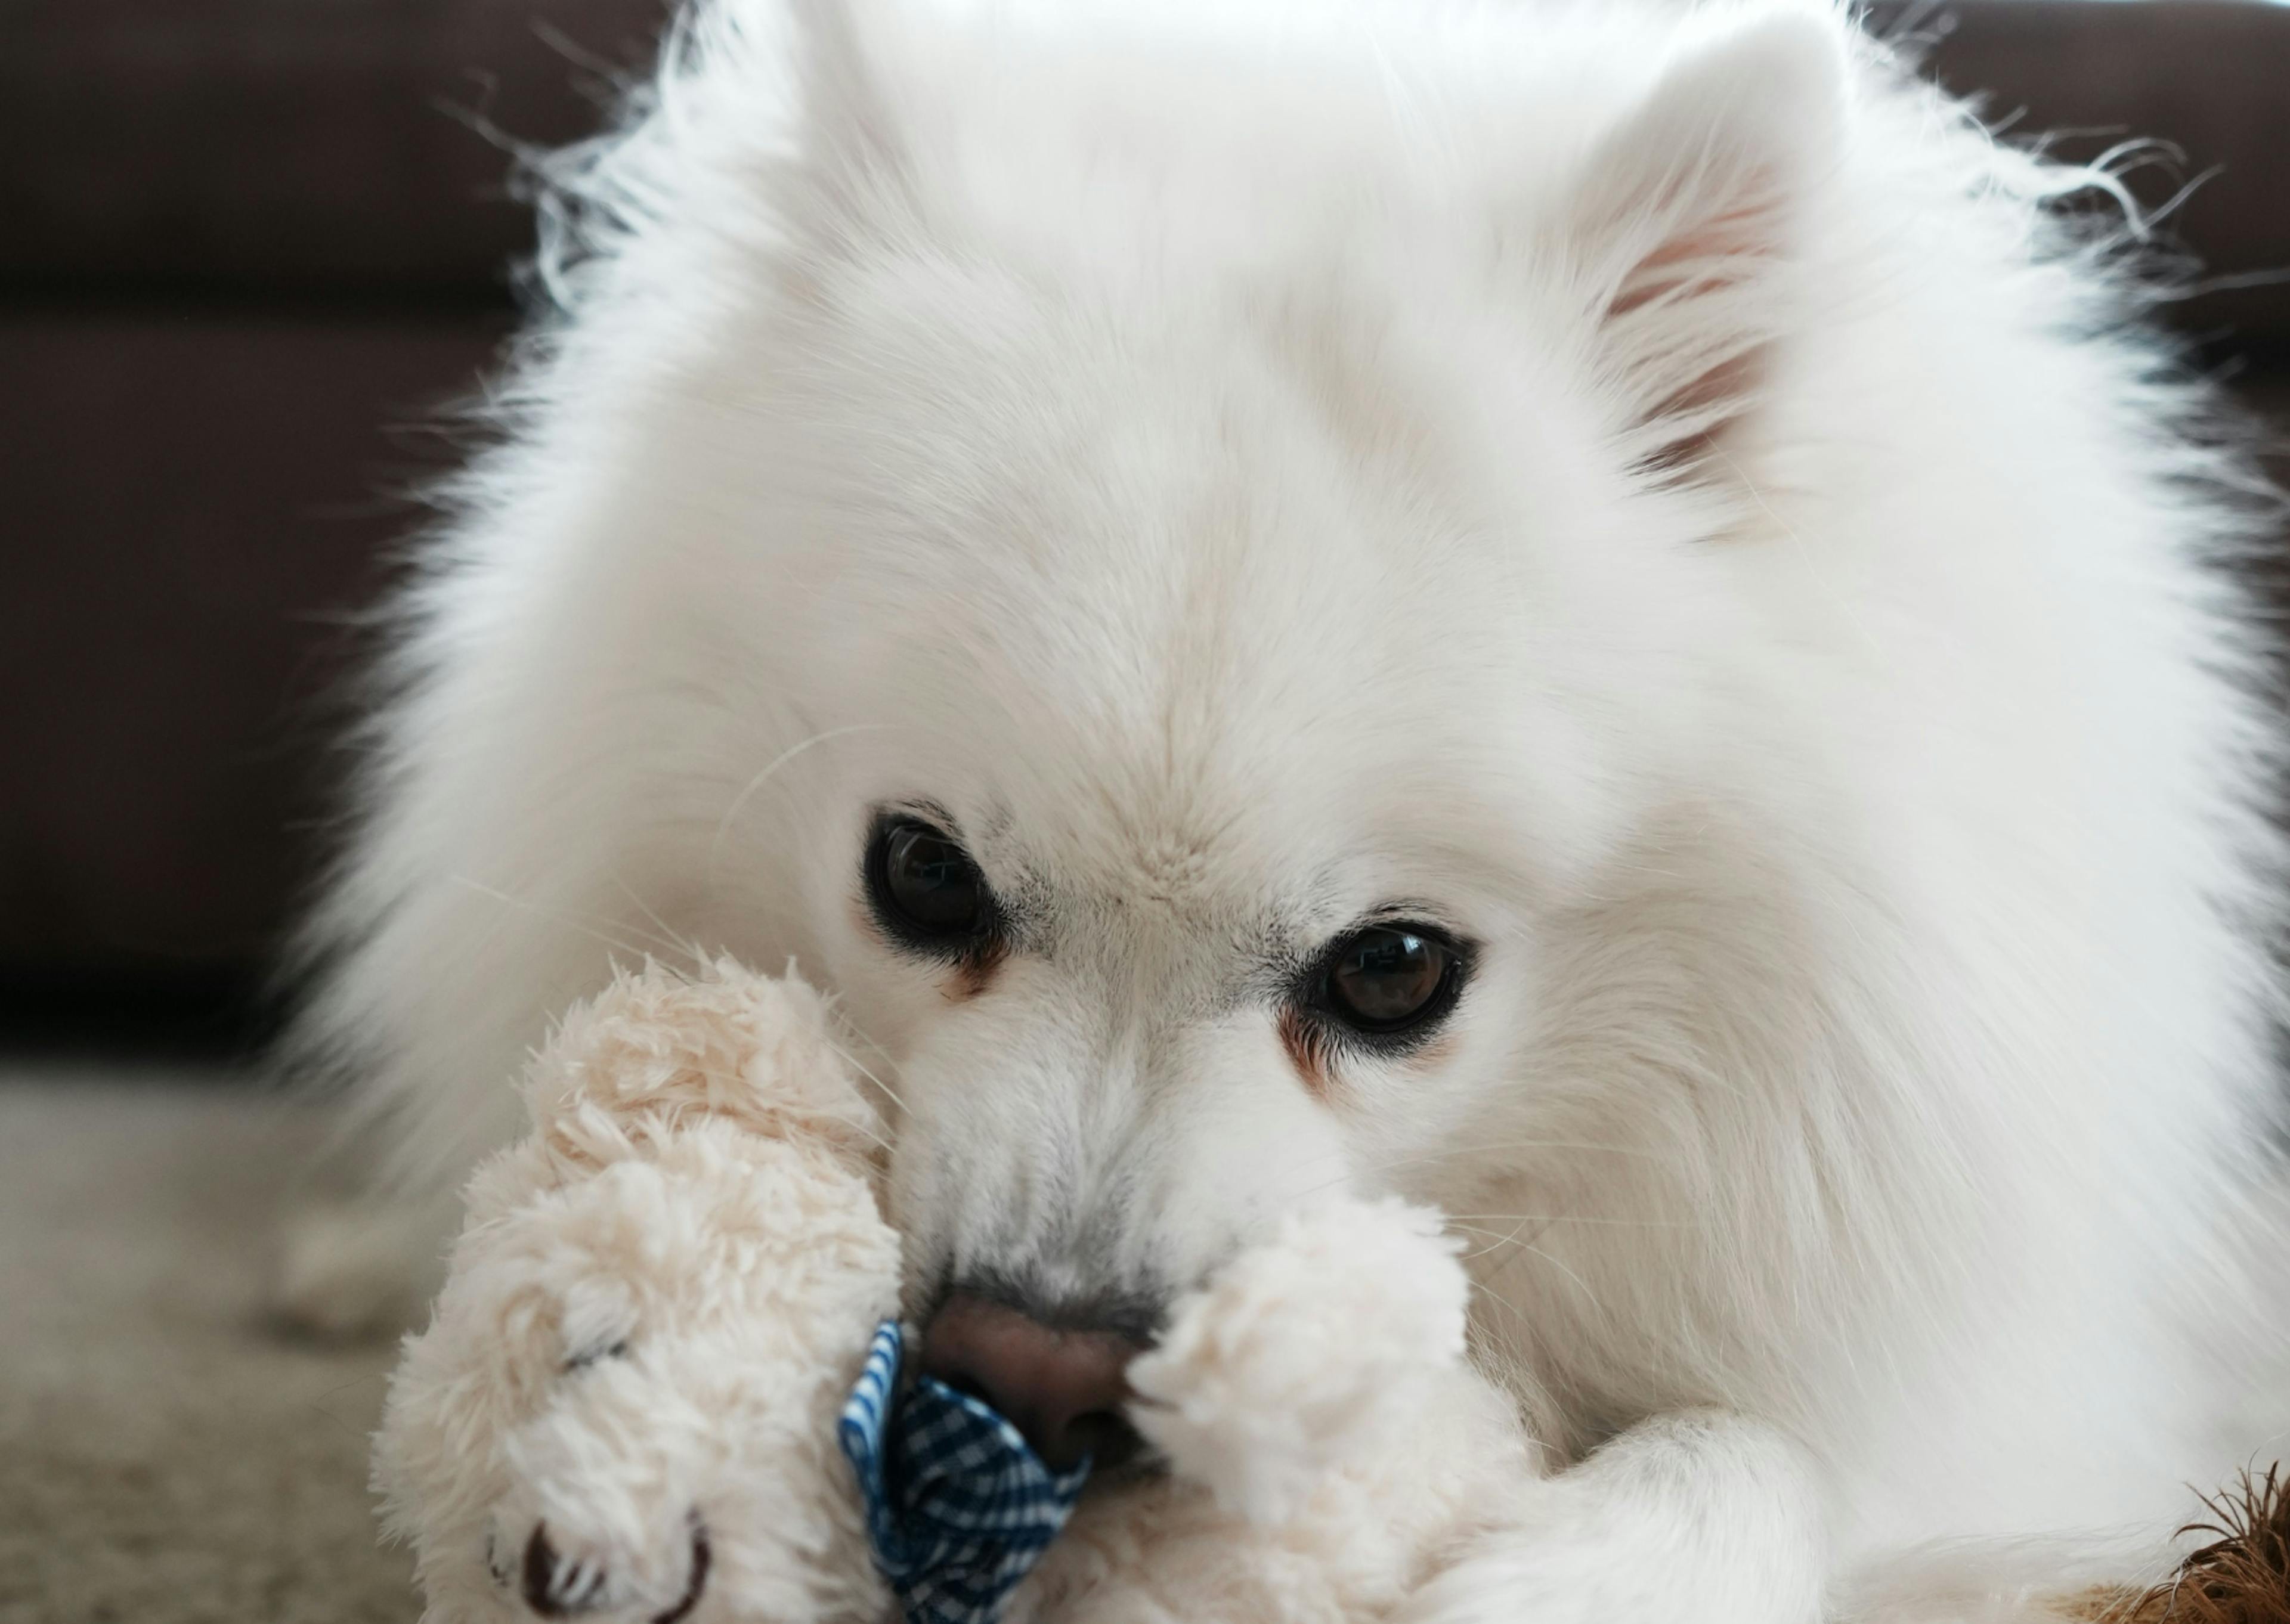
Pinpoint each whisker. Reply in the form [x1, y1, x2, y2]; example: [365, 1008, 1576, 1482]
[708, 724, 891, 878]
[1501, 1240, 1601, 1306]
[805, 994, 912, 1105]
[818, 1032, 913, 1120]
[834, 1019, 906, 1073]
[447, 876, 683, 964]
[1466, 1277, 1542, 1334]
[1271, 1136, 1669, 1205]
[1446, 1212, 1690, 1229]
[609, 877, 708, 971]
[1452, 1215, 1540, 1262]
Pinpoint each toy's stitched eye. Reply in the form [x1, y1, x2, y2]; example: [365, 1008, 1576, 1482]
[1316, 924, 1465, 1040]
[867, 814, 995, 951]
[562, 1337, 629, 1374]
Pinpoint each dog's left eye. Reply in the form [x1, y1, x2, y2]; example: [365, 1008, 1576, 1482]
[1314, 924, 1466, 1039]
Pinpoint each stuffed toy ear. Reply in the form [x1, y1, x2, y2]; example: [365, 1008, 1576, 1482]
[1561, 13, 1846, 473]
[520, 959, 887, 1175]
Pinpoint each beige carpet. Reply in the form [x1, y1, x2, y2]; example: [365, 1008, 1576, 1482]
[0, 1074, 414, 1624]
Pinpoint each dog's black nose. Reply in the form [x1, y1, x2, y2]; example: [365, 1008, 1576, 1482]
[920, 1293, 1146, 1470]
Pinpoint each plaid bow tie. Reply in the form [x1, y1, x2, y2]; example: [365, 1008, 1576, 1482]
[838, 1321, 1093, 1624]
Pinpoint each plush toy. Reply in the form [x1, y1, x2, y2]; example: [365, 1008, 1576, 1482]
[373, 960, 1536, 1624]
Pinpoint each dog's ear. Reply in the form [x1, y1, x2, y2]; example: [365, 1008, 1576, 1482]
[1558, 13, 1847, 474]
[787, 0, 917, 256]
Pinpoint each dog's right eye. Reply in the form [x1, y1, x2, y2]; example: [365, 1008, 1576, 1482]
[867, 815, 993, 949]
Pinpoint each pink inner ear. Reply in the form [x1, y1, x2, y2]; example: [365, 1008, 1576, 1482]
[1601, 182, 1797, 473]
[1607, 192, 1787, 320]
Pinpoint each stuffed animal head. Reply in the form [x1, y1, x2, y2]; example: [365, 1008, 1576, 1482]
[374, 963, 902, 1624]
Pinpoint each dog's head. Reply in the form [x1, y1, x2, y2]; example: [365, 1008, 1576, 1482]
[629, 1, 1852, 1353]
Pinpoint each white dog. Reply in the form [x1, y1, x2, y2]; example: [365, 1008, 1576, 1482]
[287, 0, 2290, 1619]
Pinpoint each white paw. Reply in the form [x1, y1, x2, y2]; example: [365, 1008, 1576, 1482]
[1125, 1197, 1471, 1524]
[271, 1195, 453, 1340]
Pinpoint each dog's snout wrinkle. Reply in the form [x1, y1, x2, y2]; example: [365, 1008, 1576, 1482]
[921, 1291, 1148, 1471]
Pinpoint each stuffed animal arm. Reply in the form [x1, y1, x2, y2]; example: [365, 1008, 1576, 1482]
[373, 960, 1536, 1624]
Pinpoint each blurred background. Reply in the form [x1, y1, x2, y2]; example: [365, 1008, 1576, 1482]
[0, 2, 2284, 1620]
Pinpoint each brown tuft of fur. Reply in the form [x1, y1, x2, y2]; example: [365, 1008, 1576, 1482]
[2083, 1467, 2290, 1624]
[2159, 1466, 2290, 1624]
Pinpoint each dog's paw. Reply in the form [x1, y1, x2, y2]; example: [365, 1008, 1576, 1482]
[1124, 1197, 1471, 1524]
[270, 1194, 454, 1341]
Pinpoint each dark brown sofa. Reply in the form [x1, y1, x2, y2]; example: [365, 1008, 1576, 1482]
[3, 0, 2285, 1045]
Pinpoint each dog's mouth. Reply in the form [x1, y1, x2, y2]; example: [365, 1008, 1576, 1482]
[1067, 1408, 1149, 1479]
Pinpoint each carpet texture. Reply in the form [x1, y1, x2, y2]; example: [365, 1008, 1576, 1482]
[0, 1075, 414, 1624]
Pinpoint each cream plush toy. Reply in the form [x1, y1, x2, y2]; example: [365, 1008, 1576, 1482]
[375, 960, 1537, 1624]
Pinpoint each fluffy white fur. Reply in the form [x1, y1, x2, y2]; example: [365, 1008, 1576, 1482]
[309, 0, 2290, 1617]
[377, 959, 1530, 1623]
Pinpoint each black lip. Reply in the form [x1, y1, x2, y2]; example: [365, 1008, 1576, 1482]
[1067, 1410, 1149, 1476]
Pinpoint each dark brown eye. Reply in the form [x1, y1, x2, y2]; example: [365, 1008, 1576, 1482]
[868, 816, 991, 946]
[1323, 926, 1459, 1034]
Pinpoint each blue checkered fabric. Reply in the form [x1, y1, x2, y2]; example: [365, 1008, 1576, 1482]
[838, 1320, 1092, 1624]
